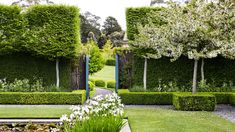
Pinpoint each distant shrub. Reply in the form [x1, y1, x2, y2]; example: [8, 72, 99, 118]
[107, 80, 115, 88]
[89, 78, 96, 84]
[106, 58, 115, 66]
[95, 79, 106, 87]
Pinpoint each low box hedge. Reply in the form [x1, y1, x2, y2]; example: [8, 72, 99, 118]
[173, 93, 216, 111]
[209, 92, 232, 104]
[105, 58, 115, 66]
[0, 91, 86, 104]
[230, 93, 235, 106]
[118, 89, 172, 105]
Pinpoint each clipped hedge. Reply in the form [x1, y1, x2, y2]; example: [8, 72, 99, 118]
[0, 5, 81, 88]
[230, 93, 235, 106]
[95, 79, 106, 87]
[0, 5, 25, 55]
[24, 5, 80, 59]
[126, 7, 165, 40]
[0, 91, 86, 104]
[118, 89, 172, 105]
[107, 80, 115, 88]
[173, 93, 216, 111]
[210, 92, 231, 104]
[106, 58, 116, 66]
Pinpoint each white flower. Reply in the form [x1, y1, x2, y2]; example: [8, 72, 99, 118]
[60, 114, 69, 122]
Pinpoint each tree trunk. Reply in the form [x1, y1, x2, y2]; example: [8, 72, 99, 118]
[192, 59, 198, 94]
[201, 58, 205, 81]
[56, 58, 60, 87]
[143, 58, 147, 90]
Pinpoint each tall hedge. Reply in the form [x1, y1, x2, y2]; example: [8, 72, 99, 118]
[24, 5, 80, 59]
[126, 7, 165, 40]
[0, 5, 81, 89]
[0, 5, 25, 55]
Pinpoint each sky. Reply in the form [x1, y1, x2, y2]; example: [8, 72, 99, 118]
[0, 0, 152, 30]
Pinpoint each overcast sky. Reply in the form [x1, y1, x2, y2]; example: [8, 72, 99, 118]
[0, 0, 152, 30]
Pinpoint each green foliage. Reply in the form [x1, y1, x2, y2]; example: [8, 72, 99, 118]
[0, 5, 25, 55]
[64, 115, 124, 132]
[131, 56, 235, 91]
[210, 92, 232, 104]
[107, 80, 115, 88]
[24, 5, 80, 59]
[95, 79, 106, 87]
[83, 40, 105, 74]
[230, 93, 235, 106]
[173, 93, 216, 111]
[126, 7, 165, 40]
[106, 58, 116, 66]
[118, 89, 172, 105]
[0, 53, 71, 89]
[102, 16, 122, 36]
[0, 91, 86, 104]
[88, 78, 95, 84]
[88, 81, 95, 91]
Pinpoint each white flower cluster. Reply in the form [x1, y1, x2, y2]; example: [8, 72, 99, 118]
[60, 92, 124, 124]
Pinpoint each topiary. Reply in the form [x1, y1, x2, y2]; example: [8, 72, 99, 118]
[95, 79, 106, 87]
[107, 80, 115, 88]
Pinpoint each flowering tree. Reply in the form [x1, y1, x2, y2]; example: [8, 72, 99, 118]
[130, 23, 182, 90]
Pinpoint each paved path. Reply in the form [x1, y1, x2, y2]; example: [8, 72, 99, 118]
[214, 104, 235, 123]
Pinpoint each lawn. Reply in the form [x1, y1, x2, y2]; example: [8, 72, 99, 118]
[0, 106, 71, 119]
[90, 65, 115, 81]
[126, 108, 235, 132]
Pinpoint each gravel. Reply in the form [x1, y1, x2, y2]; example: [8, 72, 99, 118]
[213, 104, 235, 123]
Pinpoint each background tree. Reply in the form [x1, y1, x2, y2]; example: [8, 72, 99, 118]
[108, 31, 125, 47]
[102, 16, 122, 36]
[80, 12, 101, 43]
[12, 0, 53, 7]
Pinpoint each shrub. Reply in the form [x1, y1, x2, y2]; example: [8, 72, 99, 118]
[230, 93, 235, 106]
[118, 89, 172, 105]
[107, 80, 115, 88]
[106, 58, 116, 66]
[89, 78, 96, 84]
[95, 79, 106, 87]
[0, 91, 86, 104]
[83, 40, 105, 74]
[209, 92, 231, 104]
[173, 93, 216, 111]
[89, 81, 95, 91]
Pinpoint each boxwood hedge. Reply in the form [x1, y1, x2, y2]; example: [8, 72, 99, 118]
[0, 91, 86, 104]
[173, 93, 216, 111]
[230, 93, 235, 106]
[118, 89, 172, 105]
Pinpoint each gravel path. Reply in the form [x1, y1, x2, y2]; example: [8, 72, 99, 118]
[93, 87, 112, 97]
[214, 104, 235, 123]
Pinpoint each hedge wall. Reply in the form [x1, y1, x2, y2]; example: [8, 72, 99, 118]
[132, 56, 235, 91]
[126, 7, 165, 40]
[0, 91, 86, 104]
[0, 53, 71, 89]
[0, 5, 81, 89]
[0, 5, 25, 55]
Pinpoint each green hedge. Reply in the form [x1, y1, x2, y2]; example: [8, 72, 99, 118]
[126, 7, 165, 41]
[0, 5, 81, 88]
[118, 89, 172, 105]
[0, 5, 25, 55]
[173, 93, 216, 111]
[0, 91, 86, 104]
[0, 53, 71, 89]
[210, 92, 231, 104]
[95, 79, 106, 87]
[230, 93, 235, 106]
[106, 58, 115, 66]
[107, 80, 115, 88]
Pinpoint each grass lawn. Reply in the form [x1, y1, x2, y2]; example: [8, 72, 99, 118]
[90, 65, 115, 81]
[126, 108, 235, 132]
[0, 106, 71, 119]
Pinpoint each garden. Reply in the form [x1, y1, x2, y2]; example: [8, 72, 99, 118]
[0, 0, 235, 131]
